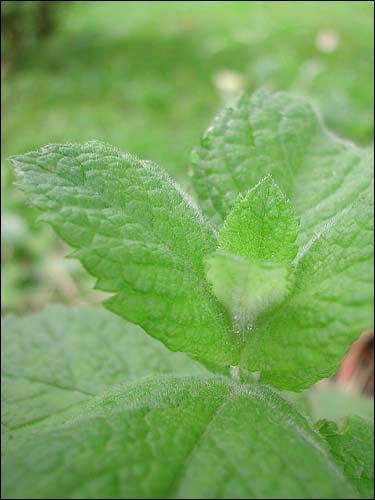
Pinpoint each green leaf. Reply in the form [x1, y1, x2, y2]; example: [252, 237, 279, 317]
[206, 176, 299, 331]
[241, 189, 373, 389]
[3, 375, 356, 499]
[11, 142, 239, 370]
[12, 91, 374, 391]
[219, 176, 299, 264]
[191, 90, 372, 246]
[317, 417, 374, 499]
[1, 305, 207, 432]
[192, 90, 373, 390]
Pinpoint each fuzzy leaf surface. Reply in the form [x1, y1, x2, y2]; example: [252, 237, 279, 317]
[12, 142, 239, 370]
[219, 175, 299, 264]
[1, 305, 207, 431]
[2, 374, 356, 499]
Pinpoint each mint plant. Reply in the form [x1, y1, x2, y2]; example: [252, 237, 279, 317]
[2, 90, 374, 499]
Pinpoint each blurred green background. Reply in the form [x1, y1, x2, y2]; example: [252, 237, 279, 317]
[2, 0, 374, 314]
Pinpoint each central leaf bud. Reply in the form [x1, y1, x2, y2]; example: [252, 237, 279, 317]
[205, 175, 299, 338]
[206, 251, 293, 337]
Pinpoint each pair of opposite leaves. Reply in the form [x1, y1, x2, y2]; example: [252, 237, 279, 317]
[12, 90, 374, 392]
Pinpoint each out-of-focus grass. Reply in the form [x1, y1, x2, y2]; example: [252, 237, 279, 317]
[2, 1, 374, 313]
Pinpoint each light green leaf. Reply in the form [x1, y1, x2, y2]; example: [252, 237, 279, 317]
[192, 90, 373, 390]
[219, 175, 299, 264]
[11, 142, 239, 370]
[2, 375, 356, 499]
[316, 417, 374, 499]
[1, 305, 207, 432]
[206, 176, 299, 331]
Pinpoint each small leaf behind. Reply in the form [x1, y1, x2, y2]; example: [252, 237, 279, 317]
[317, 417, 374, 499]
